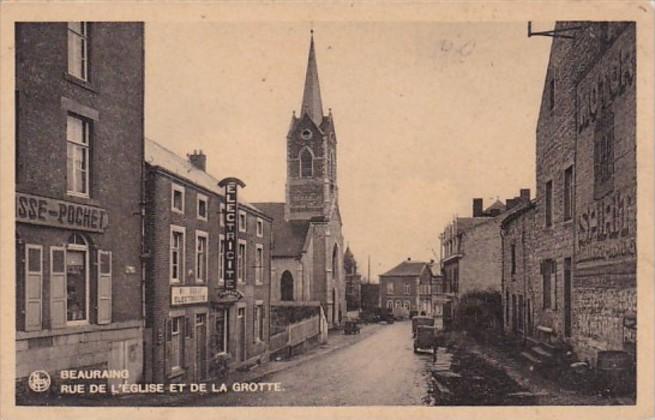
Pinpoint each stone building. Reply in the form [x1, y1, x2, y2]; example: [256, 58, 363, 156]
[254, 32, 346, 329]
[14, 22, 145, 396]
[379, 259, 432, 318]
[143, 140, 272, 384]
[529, 22, 636, 365]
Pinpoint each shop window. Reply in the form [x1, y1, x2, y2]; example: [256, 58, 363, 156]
[170, 226, 185, 283]
[256, 247, 266, 287]
[197, 194, 208, 221]
[238, 241, 246, 283]
[168, 317, 184, 371]
[196, 231, 208, 283]
[67, 22, 89, 81]
[25, 245, 43, 331]
[66, 114, 90, 197]
[171, 183, 185, 214]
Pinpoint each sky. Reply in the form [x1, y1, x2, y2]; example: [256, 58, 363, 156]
[145, 22, 554, 281]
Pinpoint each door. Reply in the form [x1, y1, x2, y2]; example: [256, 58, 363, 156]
[237, 307, 246, 362]
[195, 314, 207, 381]
[564, 258, 572, 337]
[108, 339, 142, 386]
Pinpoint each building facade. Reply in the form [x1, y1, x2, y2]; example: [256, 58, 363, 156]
[15, 22, 145, 395]
[254, 33, 346, 329]
[379, 259, 432, 318]
[143, 140, 272, 383]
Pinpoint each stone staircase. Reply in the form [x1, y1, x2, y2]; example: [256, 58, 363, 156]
[519, 327, 570, 372]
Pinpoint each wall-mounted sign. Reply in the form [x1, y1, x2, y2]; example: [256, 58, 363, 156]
[218, 177, 246, 291]
[16, 192, 108, 233]
[171, 286, 208, 305]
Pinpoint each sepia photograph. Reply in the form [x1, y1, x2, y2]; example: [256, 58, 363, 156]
[1, 1, 653, 419]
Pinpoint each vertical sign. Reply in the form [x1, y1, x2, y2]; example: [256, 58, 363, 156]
[218, 177, 246, 290]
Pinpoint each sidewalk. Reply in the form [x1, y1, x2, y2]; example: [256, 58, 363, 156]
[74, 322, 385, 406]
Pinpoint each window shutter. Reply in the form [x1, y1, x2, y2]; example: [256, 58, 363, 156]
[97, 250, 112, 324]
[50, 247, 67, 328]
[25, 245, 43, 331]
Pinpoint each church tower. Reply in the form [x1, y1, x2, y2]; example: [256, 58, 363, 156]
[285, 31, 338, 222]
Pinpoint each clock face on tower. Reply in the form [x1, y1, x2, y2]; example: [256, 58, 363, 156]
[300, 129, 313, 140]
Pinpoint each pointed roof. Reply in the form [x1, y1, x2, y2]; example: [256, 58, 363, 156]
[380, 260, 429, 277]
[301, 31, 324, 126]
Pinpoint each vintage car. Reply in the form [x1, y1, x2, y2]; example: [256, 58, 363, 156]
[412, 315, 435, 337]
[343, 320, 361, 335]
[414, 325, 439, 353]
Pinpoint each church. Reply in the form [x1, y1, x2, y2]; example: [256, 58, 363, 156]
[255, 32, 346, 328]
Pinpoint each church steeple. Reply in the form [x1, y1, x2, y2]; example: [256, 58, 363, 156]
[301, 30, 324, 126]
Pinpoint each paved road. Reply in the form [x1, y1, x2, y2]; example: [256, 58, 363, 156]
[197, 320, 433, 406]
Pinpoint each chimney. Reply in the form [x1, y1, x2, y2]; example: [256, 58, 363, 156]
[188, 149, 207, 171]
[473, 198, 483, 217]
[520, 188, 531, 202]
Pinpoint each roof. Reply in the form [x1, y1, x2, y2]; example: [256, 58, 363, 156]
[301, 32, 324, 126]
[455, 217, 491, 234]
[144, 138, 261, 213]
[500, 200, 537, 228]
[485, 199, 506, 213]
[380, 260, 429, 277]
[251, 202, 310, 258]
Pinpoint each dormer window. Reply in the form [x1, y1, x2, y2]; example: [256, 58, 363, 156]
[300, 147, 313, 178]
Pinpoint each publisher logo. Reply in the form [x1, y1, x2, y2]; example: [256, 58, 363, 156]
[27, 370, 51, 392]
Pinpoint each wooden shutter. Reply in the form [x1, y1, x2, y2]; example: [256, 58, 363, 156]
[25, 245, 43, 331]
[97, 250, 112, 324]
[50, 247, 67, 328]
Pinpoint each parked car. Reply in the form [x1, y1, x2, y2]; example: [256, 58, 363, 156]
[412, 315, 434, 337]
[414, 325, 437, 353]
[344, 320, 361, 335]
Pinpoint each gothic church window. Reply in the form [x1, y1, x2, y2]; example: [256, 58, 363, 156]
[300, 147, 313, 178]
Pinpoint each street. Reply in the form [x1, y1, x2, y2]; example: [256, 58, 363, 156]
[197, 320, 433, 406]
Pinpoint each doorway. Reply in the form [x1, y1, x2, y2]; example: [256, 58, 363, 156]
[195, 314, 207, 381]
[237, 307, 246, 362]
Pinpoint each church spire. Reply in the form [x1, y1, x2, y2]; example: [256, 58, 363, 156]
[301, 30, 324, 126]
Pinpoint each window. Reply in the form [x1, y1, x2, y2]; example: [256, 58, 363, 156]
[505, 289, 510, 326]
[386, 300, 393, 309]
[65, 233, 89, 324]
[404, 282, 410, 295]
[97, 250, 112, 325]
[256, 218, 264, 237]
[171, 183, 185, 214]
[395, 300, 401, 308]
[169, 317, 183, 371]
[386, 282, 393, 294]
[542, 260, 556, 310]
[545, 180, 553, 227]
[564, 166, 574, 221]
[215, 310, 228, 354]
[403, 300, 410, 310]
[66, 114, 90, 197]
[549, 77, 555, 110]
[239, 211, 247, 232]
[170, 226, 185, 283]
[67, 22, 88, 81]
[510, 243, 516, 275]
[255, 245, 263, 285]
[219, 202, 225, 227]
[196, 231, 208, 283]
[218, 234, 225, 286]
[197, 194, 208, 221]
[25, 245, 43, 331]
[453, 266, 459, 293]
[254, 304, 264, 342]
[238, 241, 246, 283]
[300, 147, 313, 178]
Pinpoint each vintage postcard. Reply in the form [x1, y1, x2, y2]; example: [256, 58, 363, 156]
[0, 1, 653, 419]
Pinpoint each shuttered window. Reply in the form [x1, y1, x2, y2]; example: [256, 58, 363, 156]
[50, 247, 67, 328]
[25, 245, 43, 331]
[97, 250, 112, 324]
